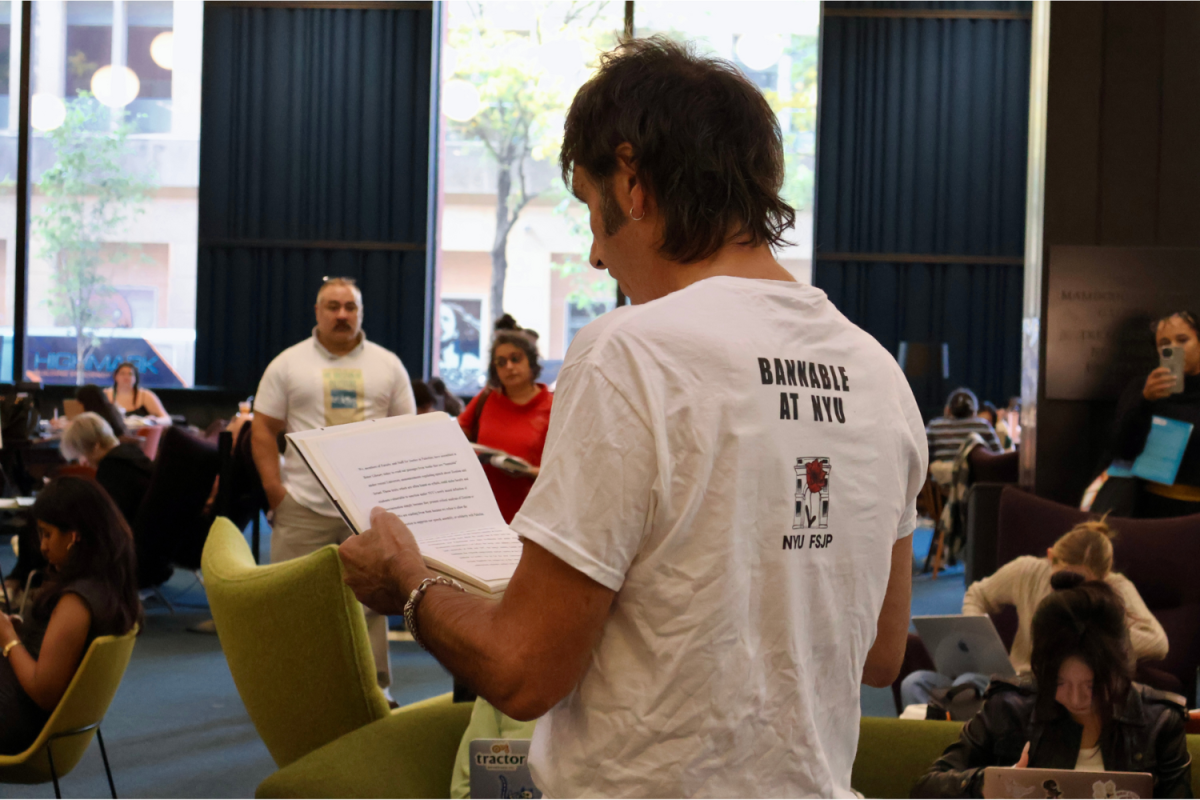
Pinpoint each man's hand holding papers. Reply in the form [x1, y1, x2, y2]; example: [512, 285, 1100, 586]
[339, 505, 616, 721]
[340, 506, 434, 614]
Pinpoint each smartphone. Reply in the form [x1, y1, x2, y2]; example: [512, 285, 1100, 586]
[1160, 346, 1186, 394]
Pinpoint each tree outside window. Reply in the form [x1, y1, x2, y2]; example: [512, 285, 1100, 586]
[34, 93, 151, 385]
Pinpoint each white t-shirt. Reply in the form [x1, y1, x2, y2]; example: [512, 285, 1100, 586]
[1076, 744, 1105, 771]
[511, 276, 928, 798]
[255, 329, 415, 516]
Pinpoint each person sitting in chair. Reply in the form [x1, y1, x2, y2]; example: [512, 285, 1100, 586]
[926, 387, 1002, 463]
[60, 412, 154, 529]
[901, 520, 1167, 707]
[912, 572, 1191, 798]
[105, 361, 171, 425]
[0, 477, 141, 755]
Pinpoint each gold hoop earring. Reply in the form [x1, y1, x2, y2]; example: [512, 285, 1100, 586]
[629, 206, 644, 222]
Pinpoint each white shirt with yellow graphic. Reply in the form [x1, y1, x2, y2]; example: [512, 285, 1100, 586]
[255, 328, 416, 517]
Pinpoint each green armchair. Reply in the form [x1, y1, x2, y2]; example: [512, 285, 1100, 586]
[256, 693, 472, 798]
[201, 516, 391, 769]
[257, 710, 1200, 799]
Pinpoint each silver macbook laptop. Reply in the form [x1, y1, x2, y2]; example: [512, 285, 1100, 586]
[912, 614, 1016, 679]
[983, 766, 1153, 799]
[469, 739, 542, 799]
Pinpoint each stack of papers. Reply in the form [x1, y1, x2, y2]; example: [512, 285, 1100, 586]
[287, 413, 522, 596]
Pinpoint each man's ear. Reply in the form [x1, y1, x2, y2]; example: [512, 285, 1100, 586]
[614, 142, 648, 218]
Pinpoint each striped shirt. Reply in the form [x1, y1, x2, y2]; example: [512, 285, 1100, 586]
[925, 416, 1001, 461]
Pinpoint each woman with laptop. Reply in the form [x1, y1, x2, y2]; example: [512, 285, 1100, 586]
[901, 520, 1167, 707]
[912, 572, 1191, 798]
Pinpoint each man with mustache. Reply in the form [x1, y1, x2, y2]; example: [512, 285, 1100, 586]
[251, 277, 415, 701]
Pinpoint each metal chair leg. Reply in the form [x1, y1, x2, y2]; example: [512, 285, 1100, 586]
[154, 586, 175, 614]
[252, 512, 261, 564]
[96, 727, 117, 799]
[46, 740, 61, 799]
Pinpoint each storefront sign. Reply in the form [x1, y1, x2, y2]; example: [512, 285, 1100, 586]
[24, 336, 185, 388]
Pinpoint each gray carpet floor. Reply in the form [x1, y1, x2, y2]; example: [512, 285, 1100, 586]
[0, 520, 960, 798]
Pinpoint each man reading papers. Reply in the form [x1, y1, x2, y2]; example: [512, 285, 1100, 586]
[340, 38, 927, 798]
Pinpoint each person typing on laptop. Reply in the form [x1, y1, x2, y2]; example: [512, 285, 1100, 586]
[902, 520, 1167, 707]
[912, 572, 1191, 799]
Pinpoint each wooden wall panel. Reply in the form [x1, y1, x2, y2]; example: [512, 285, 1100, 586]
[1035, 1, 1200, 505]
[1043, 1, 1103, 245]
[1157, 2, 1200, 246]
[1097, 3, 1164, 245]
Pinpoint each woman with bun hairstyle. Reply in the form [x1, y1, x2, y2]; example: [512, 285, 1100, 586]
[913, 573, 1192, 798]
[457, 315, 553, 523]
[901, 520, 1167, 706]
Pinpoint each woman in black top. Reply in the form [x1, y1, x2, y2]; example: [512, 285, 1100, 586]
[913, 573, 1191, 798]
[104, 361, 171, 424]
[0, 478, 141, 755]
[1112, 311, 1200, 518]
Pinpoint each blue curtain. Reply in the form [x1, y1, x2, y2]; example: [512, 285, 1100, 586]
[196, 4, 433, 390]
[815, 1, 1030, 417]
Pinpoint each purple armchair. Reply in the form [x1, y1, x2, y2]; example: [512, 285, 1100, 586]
[967, 447, 1018, 484]
[994, 487, 1200, 704]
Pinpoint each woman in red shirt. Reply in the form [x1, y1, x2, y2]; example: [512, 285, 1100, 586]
[458, 321, 553, 523]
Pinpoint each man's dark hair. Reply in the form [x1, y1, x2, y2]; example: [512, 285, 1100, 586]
[1030, 572, 1131, 725]
[560, 36, 795, 263]
[945, 387, 978, 420]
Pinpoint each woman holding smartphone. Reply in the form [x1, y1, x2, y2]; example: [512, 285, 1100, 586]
[1111, 311, 1200, 518]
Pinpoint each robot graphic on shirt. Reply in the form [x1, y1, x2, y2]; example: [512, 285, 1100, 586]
[793, 456, 831, 529]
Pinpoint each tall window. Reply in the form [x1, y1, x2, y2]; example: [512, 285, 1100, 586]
[17, 0, 200, 387]
[435, 1, 623, 396]
[635, 2, 819, 282]
[0, 5, 16, 380]
[433, 1, 820, 396]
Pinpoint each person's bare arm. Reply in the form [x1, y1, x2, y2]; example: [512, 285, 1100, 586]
[251, 412, 288, 510]
[1, 594, 92, 710]
[862, 535, 913, 688]
[143, 390, 172, 424]
[340, 508, 614, 720]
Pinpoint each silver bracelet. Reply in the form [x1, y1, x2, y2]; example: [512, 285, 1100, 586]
[403, 576, 465, 650]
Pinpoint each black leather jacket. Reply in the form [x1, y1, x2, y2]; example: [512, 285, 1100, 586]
[912, 678, 1193, 798]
